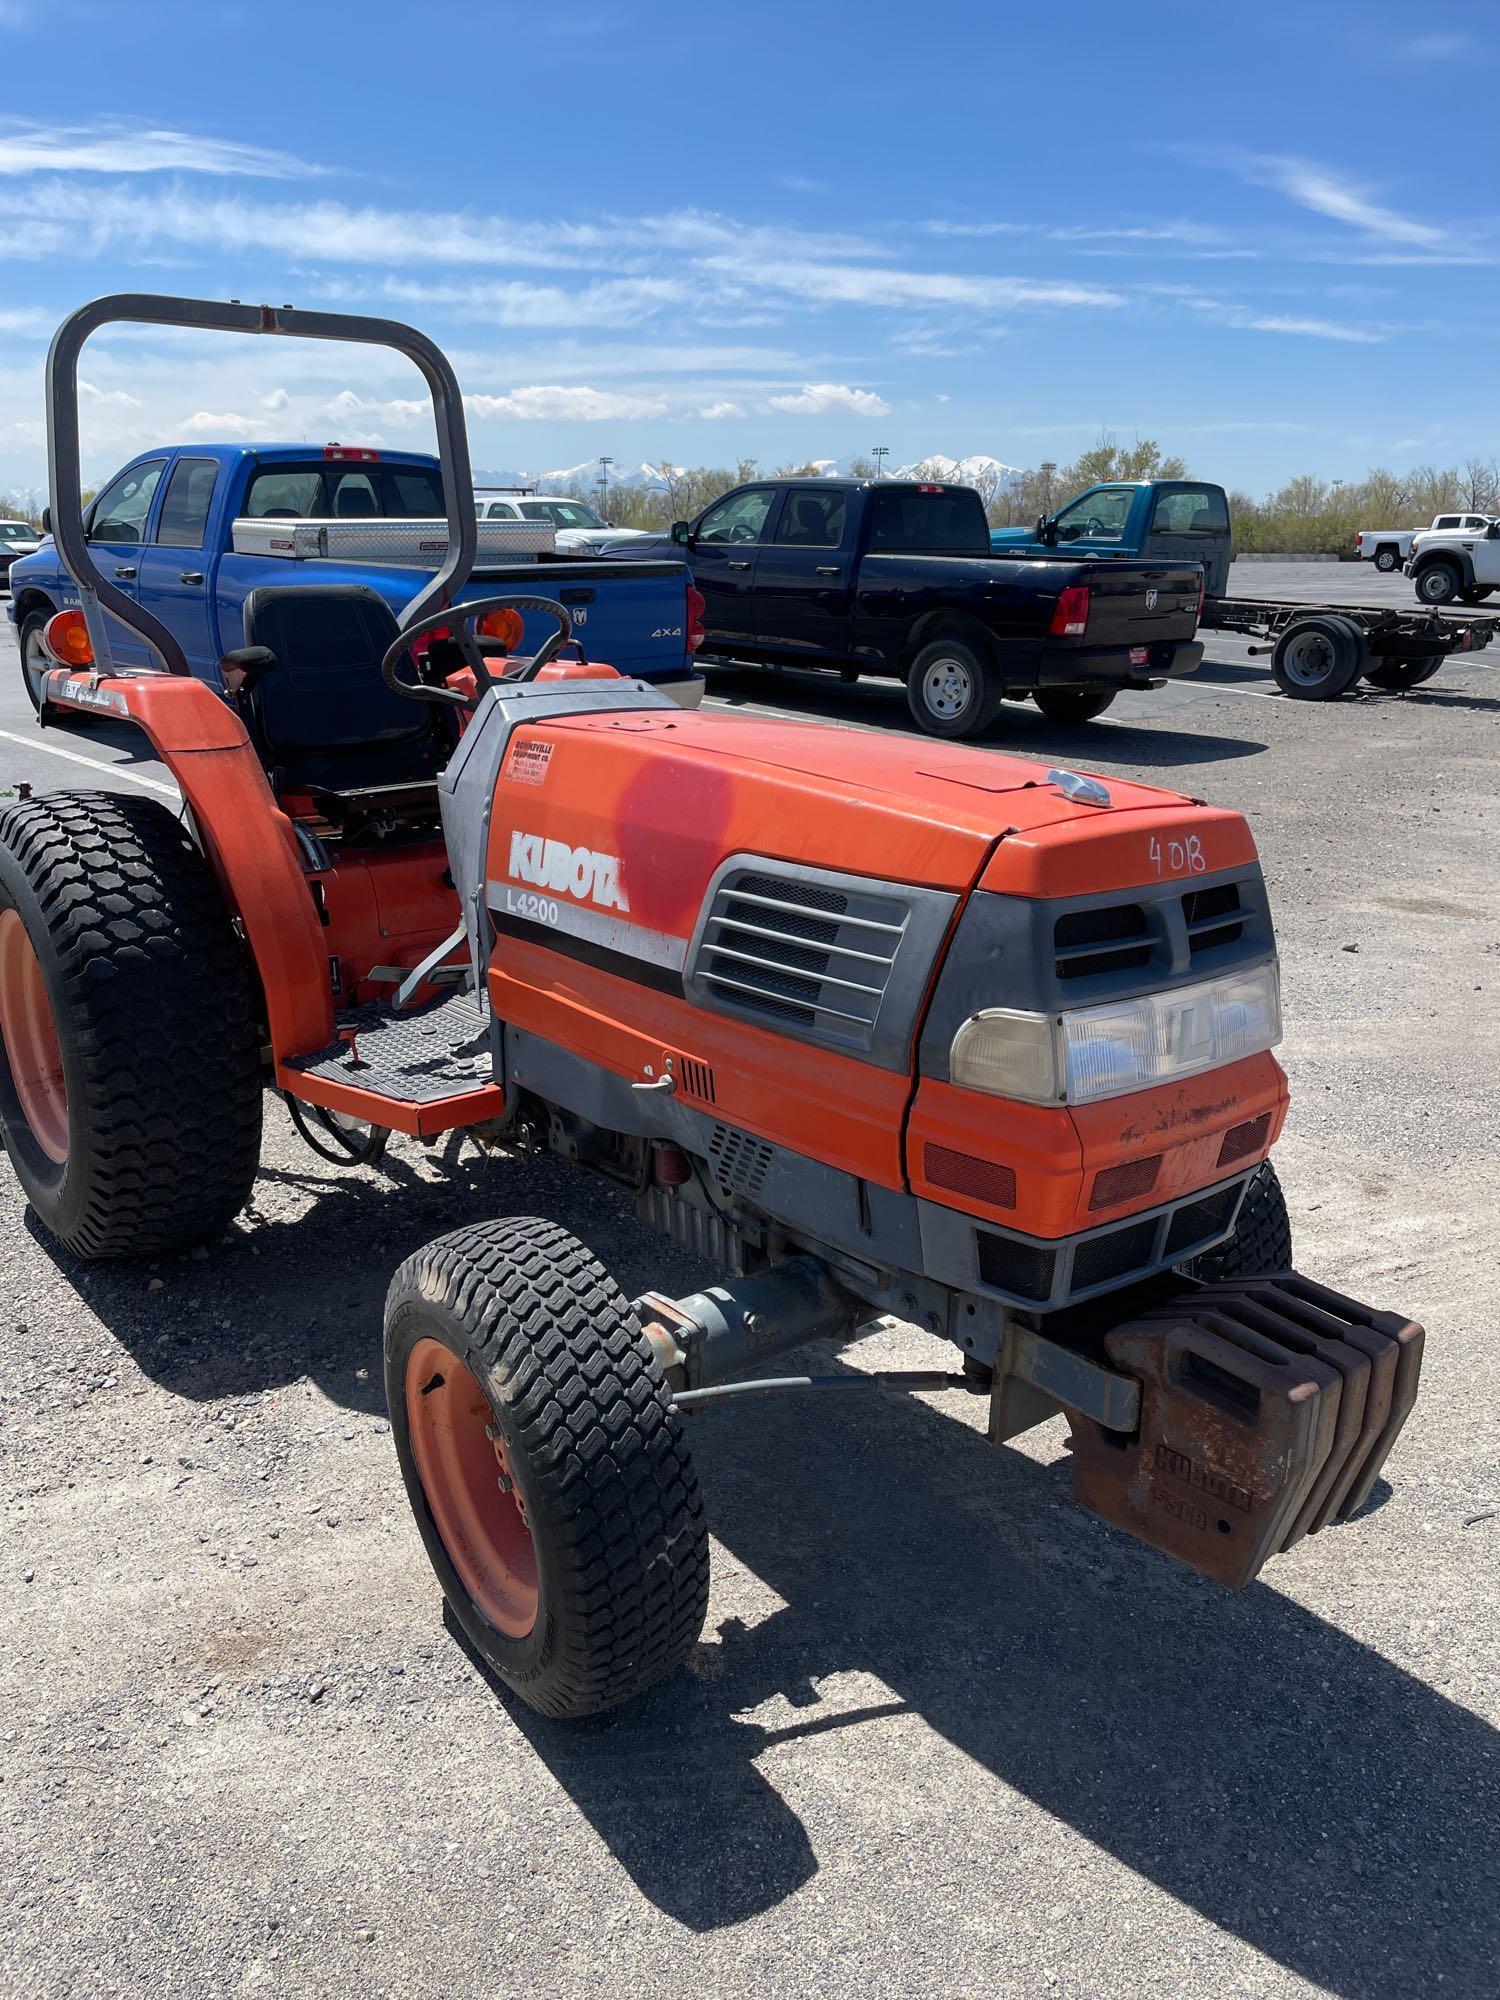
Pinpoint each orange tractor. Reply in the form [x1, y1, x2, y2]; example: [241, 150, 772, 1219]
[0, 298, 1422, 1718]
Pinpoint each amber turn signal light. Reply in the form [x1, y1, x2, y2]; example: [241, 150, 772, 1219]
[476, 607, 526, 652]
[43, 607, 94, 669]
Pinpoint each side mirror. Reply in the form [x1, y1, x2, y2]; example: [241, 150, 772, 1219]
[40, 506, 50, 534]
[1036, 515, 1058, 546]
[671, 519, 692, 547]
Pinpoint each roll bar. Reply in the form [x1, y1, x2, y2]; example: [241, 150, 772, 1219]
[46, 294, 478, 676]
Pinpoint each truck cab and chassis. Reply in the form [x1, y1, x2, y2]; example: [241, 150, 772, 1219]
[994, 479, 1497, 699]
[0, 294, 1425, 1721]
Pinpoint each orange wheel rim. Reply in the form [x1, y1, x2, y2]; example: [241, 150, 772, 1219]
[0, 910, 68, 1164]
[405, 1336, 539, 1639]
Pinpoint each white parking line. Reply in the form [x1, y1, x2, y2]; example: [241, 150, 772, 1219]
[0, 727, 179, 797]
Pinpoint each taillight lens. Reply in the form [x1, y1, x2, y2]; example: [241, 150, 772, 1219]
[1049, 584, 1090, 638]
[687, 584, 706, 653]
[477, 607, 526, 652]
[1195, 573, 1205, 624]
[44, 607, 93, 667]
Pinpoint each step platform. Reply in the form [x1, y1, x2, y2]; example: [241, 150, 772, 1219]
[278, 990, 507, 1138]
[1069, 1273, 1424, 1588]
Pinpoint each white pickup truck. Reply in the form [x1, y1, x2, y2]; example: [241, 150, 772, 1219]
[1404, 519, 1500, 606]
[1357, 513, 1496, 572]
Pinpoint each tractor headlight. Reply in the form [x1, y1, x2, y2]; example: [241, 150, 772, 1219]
[950, 962, 1281, 1106]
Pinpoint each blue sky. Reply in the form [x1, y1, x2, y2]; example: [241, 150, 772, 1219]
[0, 0, 1494, 497]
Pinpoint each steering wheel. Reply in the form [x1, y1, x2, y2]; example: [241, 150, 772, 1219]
[381, 595, 579, 707]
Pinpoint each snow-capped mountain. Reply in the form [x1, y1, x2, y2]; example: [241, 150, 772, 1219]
[808, 452, 1022, 490]
[473, 460, 669, 495]
[473, 453, 1023, 499]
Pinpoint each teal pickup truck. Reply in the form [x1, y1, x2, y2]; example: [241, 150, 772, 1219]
[991, 480, 1232, 597]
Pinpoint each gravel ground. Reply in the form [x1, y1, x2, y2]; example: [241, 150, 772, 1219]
[2, 564, 1497, 2000]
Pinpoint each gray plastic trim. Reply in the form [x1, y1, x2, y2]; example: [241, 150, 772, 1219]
[684, 853, 957, 1071]
[919, 864, 1275, 1081]
[916, 1169, 1252, 1311]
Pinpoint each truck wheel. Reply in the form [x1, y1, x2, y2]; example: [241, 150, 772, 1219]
[386, 1216, 709, 1720]
[1365, 655, 1443, 691]
[906, 637, 1004, 738]
[0, 792, 263, 1259]
[1413, 562, 1462, 607]
[1182, 1161, 1293, 1282]
[1270, 614, 1366, 700]
[1032, 687, 1118, 726]
[1459, 585, 1494, 605]
[1374, 546, 1400, 573]
[18, 608, 55, 715]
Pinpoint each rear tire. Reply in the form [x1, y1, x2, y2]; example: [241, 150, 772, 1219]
[1459, 585, 1494, 605]
[1182, 1161, 1293, 1282]
[906, 637, 1005, 739]
[1364, 655, 1443, 691]
[0, 792, 263, 1258]
[1270, 614, 1366, 700]
[1413, 562, 1462, 607]
[1032, 686, 1118, 726]
[386, 1217, 710, 1720]
[1374, 547, 1399, 573]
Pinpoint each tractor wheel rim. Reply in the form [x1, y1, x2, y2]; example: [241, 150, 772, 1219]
[1280, 632, 1334, 686]
[405, 1336, 538, 1640]
[0, 909, 68, 1164]
[923, 656, 972, 717]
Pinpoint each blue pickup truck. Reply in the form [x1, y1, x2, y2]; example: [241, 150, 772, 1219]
[9, 443, 702, 710]
[990, 479, 1233, 597]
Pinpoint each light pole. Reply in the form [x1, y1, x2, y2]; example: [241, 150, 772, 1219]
[872, 446, 889, 480]
[597, 455, 613, 515]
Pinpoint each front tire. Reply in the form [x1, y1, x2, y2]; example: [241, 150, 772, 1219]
[0, 792, 263, 1258]
[386, 1217, 710, 1719]
[1413, 562, 1462, 607]
[18, 607, 54, 715]
[1032, 686, 1118, 726]
[1183, 1161, 1293, 1282]
[906, 636, 1004, 739]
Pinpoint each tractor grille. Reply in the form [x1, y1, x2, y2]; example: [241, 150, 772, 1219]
[1054, 902, 1151, 982]
[693, 867, 909, 1053]
[1184, 881, 1245, 956]
[1055, 878, 1252, 987]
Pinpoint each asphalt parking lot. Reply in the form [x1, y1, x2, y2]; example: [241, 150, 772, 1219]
[2, 562, 1497, 2000]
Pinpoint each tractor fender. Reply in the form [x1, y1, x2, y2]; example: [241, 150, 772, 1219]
[43, 669, 334, 1059]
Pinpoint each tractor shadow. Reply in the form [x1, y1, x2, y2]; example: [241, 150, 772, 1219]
[476, 1356, 1496, 1995]
[27, 1115, 679, 1417]
[701, 664, 1265, 769]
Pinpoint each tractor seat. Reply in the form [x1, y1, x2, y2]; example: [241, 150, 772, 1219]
[237, 585, 452, 808]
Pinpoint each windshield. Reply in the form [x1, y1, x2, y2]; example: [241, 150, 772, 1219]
[519, 499, 607, 529]
[1053, 487, 1134, 543]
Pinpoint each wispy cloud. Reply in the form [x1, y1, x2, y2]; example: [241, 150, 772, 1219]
[767, 383, 889, 416]
[0, 119, 322, 179]
[1190, 298, 1386, 344]
[703, 254, 1121, 313]
[1400, 33, 1469, 60]
[468, 385, 672, 423]
[1217, 150, 1450, 251]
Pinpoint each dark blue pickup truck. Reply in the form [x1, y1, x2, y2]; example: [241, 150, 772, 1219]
[9, 442, 703, 710]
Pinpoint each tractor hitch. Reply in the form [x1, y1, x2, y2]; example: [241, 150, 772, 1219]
[1068, 1272, 1423, 1587]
